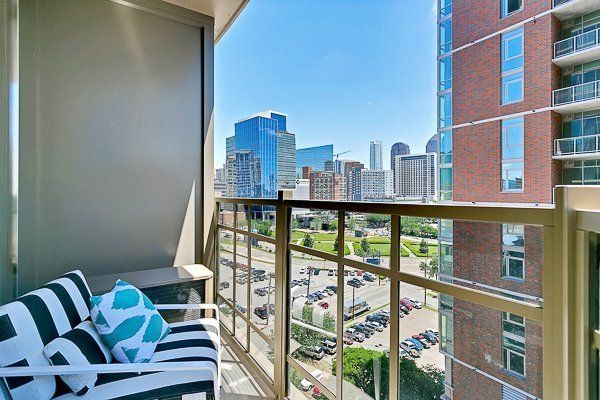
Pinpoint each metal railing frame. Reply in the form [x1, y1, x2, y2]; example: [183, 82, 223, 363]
[554, 28, 600, 59]
[554, 134, 600, 157]
[553, 80, 600, 107]
[213, 186, 600, 400]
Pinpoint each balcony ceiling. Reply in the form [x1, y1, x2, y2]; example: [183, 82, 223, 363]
[164, 0, 249, 43]
[552, 98, 600, 114]
[553, 45, 600, 68]
[552, 0, 599, 21]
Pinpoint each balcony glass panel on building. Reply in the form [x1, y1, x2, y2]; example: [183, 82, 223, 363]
[439, 19, 452, 55]
[439, 56, 452, 92]
[439, 92, 452, 128]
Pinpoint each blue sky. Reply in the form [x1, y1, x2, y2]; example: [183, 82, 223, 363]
[215, 0, 438, 169]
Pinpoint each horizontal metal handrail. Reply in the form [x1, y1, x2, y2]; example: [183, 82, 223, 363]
[553, 80, 600, 106]
[554, 134, 600, 156]
[217, 196, 555, 226]
[554, 28, 600, 59]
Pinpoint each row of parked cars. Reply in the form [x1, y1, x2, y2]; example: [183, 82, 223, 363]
[296, 285, 337, 306]
[400, 328, 439, 359]
[344, 309, 389, 343]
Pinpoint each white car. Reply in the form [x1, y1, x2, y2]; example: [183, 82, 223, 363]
[409, 298, 423, 309]
[299, 268, 307, 274]
[300, 369, 324, 391]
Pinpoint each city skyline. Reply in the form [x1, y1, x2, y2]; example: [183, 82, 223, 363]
[214, 0, 437, 169]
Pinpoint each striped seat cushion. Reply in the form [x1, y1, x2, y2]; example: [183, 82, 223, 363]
[0, 270, 92, 400]
[43, 320, 112, 396]
[52, 318, 220, 400]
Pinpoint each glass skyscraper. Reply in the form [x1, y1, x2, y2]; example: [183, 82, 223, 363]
[234, 111, 295, 198]
[296, 144, 333, 178]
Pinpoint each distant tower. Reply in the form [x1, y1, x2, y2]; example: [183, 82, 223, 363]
[370, 140, 382, 170]
[426, 134, 438, 155]
[390, 142, 410, 170]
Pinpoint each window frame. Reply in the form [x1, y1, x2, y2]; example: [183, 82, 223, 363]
[501, 118, 524, 192]
[501, 28, 524, 105]
[500, 0, 523, 19]
[502, 312, 526, 377]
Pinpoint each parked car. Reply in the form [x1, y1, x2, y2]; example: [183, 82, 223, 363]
[254, 287, 268, 296]
[355, 323, 374, 336]
[347, 279, 361, 288]
[313, 269, 320, 275]
[366, 321, 384, 332]
[399, 305, 410, 315]
[312, 386, 322, 399]
[326, 285, 337, 294]
[314, 291, 325, 300]
[399, 349, 413, 360]
[367, 313, 389, 326]
[301, 346, 325, 360]
[321, 339, 337, 355]
[236, 304, 246, 314]
[218, 282, 230, 290]
[421, 331, 437, 343]
[300, 370, 324, 391]
[263, 303, 275, 314]
[342, 334, 354, 345]
[325, 289, 334, 296]
[400, 298, 414, 310]
[407, 297, 423, 309]
[299, 268, 307, 274]
[318, 302, 329, 309]
[328, 269, 335, 276]
[425, 328, 440, 338]
[411, 334, 431, 348]
[363, 273, 375, 282]
[406, 337, 424, 351]
[344, 328, 365, 342]
[400, 341, 420, 358]
[253, 306, 268, 320]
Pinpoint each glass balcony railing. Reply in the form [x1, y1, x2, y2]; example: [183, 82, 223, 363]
[554, 28, 600, 59]
[554, 134, 600, 158]
[214, 187, 600, 400]
[553, 0, 576, 7]
[553, 80, 600, 107]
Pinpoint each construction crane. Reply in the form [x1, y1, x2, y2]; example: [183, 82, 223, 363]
[334, 150, 351, 161]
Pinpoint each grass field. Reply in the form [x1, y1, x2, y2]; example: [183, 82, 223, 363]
[314, 241, 351, 255]
[403, 240, 438, 257]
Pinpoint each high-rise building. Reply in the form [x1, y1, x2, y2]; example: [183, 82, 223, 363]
[394, 153, 437, 199]
[390, 142, 410, 190]
[292, 178, 310, 200]
[369, 140, 383, 170]
[233, 110, 295, 198]
[359, 169, 393, 201]
[433, 1, 600, 398]
[225, 155, 237, 197]
[296, 144, 334, 177]
[309, 171, 346, 201]
[302, 166, 313, 179]
[277, 131, 297, 190]
[226, 136, 235, 157]
[324, 159, 335, 172]
[426, 134, 438, 155]
[344, 162, 365, 201]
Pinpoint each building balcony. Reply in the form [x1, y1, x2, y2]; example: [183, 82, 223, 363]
[553, 28, 600, 67]
[552, 0, 600, 21]
[552, 80, 600, 113]
[554, 134, 600, 160]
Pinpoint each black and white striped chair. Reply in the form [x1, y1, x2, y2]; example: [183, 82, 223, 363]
[0, 270, 221, 400]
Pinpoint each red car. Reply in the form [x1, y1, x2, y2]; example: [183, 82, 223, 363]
[342, 334, 354, 345]
[312, 386, 321, 398]
[400, 298, 414, 311]
[318, 302, 329, 309]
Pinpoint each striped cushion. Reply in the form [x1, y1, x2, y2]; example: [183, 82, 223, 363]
[0, 271, 92, 400]
[43, 321, 112, 396]
[52, 319, 220, 400]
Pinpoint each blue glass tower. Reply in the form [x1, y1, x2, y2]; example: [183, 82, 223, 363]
[234, 111, 292, 198]
[296, 144, 334, 177]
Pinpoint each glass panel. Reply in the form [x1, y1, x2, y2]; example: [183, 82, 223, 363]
[502, 72, 523, 104]
[250, 330, 274, 380]
[399, 283, 543, 400]
[219, 202, 235, 227]
[250, 204, 275, 236]
[236, 204, 249, 230]
[401, 221, 544, 305]
[235, 312, 248, 350]
[439, 56, 452, 92]
[289, 250, 337, 395]
[250, 235, 276, 336]
[292, 209, 339, 256]
[217, 296, 234, 334]
[343, 265, 390, 400]
[440, 130, 453, 164]
[439, 19, 452, 55]
[345, 212, 391, 268]
[439, 92, 453, 128]
[288, 364, 329, 400]
[400, 218, 439, 279]
[235, 234, 249, 344]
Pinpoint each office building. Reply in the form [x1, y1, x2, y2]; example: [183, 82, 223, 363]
[302, 166, 313, 179]
[359, 169, 393, 201]
[324, 159, 335, 172]
[292, 178, 310, 200]
[426, 134, 439, 155]
[394, 152, 437, 199]
[369, 140, 383, 170]
[233, 110, 295, 198]
[433, 0, 600, 398]
[391, 142, 410, 190]
[224, 155, 237, 197]
[226, 136, 235, 157]
[296, 144, 334, 177]
[309, 171, 346, 201]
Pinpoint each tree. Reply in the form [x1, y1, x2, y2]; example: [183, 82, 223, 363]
[419, 257, 438, 306]
[311, 217, 323, 231]
[329, 218, 338, 232]
[348, 217, 357, 232]
[254, 220, 273, 237]
[365, 214, 391, 228]
[291, 218, 299, 230]
[333, 236, 339, 252]
[419, 239, 429, 256]
[360, 238, 371, 254]
[332, 347, 444, 400]
[302, 233, 314, 248]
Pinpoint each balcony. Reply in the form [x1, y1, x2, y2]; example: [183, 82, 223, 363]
[215, 188, 600, 400]
[552, 80, 600, 113]
[554, 134, 600, 160]
[552, 0, 600, 20]
[553, 28, 600, 67]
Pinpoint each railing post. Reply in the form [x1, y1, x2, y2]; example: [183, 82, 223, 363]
[388, 215, 401, 400]
[273, 190, 291, 400]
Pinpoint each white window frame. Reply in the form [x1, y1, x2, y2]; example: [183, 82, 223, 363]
[501, 118, 524, 192]
[502, 223, 525, 281]
[501, 0, 523, 19]
[502, 71, 524, 105]
[501, 28, 524, 105]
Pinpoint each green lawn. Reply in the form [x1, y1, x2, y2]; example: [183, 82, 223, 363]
[403, 240, 438, 257]
[352, 242, 391, 257]
[314, 241, 350, 255]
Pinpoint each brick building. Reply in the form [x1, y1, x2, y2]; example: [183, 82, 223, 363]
[309, 171, 346, 201]
[436, 0, 600, 399]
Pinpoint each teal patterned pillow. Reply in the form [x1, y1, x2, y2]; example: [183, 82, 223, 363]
[89, 280, 170, 363]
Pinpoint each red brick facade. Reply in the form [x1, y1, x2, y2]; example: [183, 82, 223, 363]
[448, 1, 561, 398]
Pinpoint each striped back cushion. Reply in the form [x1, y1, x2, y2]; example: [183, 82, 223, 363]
[43, 320, 112, 396]
[0, 270, 92, 400]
